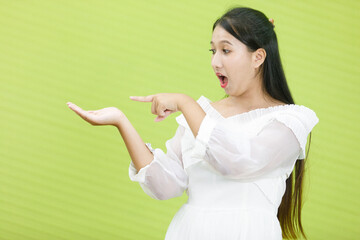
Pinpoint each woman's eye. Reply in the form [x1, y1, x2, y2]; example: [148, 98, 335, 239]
[209, 49, 215, 54]
[223, 49, 230, 54]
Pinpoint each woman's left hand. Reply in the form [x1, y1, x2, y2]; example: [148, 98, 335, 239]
[130, 93, 187, 122]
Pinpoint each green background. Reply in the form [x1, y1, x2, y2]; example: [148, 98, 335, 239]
[0, 0, 359, 239]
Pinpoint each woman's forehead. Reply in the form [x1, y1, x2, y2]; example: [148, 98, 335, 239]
[211, 26, 243, 47]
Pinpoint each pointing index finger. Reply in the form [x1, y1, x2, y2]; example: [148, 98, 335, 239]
[130, 95, 154, 102]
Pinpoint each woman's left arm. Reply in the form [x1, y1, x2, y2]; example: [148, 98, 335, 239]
[193, 112, 319, 179]
[202, 118, 303, 179]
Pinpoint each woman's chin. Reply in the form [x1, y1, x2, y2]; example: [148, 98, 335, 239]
[223, 85, 231, 94]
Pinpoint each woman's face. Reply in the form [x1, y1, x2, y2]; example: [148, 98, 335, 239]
[210, 25, 263, 97]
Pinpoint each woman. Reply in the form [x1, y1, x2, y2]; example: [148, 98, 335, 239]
[67, 7, 319, 240]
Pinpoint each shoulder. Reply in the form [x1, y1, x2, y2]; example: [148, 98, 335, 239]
[274, 104, 319, 133]
[269, 104, 319, 159]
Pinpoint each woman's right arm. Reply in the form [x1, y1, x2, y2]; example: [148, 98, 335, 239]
[128, 125, 188, 200]
[115, 113, 154, 172]
[116, 114, 188, 200]
[67, 102, 188, 200]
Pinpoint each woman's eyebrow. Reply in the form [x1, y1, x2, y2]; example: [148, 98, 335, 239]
[210, 40, 233, 45]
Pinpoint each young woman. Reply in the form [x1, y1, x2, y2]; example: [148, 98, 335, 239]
[67, 7, 319, 240]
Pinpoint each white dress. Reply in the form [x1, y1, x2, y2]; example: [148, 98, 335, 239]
[129, 96, 319, 240]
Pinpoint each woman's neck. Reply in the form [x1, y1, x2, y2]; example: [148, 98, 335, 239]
[225, 90, 285, 112]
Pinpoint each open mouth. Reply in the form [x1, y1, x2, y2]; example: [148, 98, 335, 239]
[216, 73, 228, 88]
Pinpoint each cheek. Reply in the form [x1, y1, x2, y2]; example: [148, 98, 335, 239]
[226, 57, 253, 90]
[234, 56, 253, 78]
[226, 58, 247, 79]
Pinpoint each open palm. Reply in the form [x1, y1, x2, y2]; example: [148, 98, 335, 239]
[67, 102, 123, 126]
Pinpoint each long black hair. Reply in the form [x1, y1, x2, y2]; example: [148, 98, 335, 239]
[213, 7, 311, 239]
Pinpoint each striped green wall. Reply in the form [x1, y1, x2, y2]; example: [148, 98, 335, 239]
[0, 0, 359, 239]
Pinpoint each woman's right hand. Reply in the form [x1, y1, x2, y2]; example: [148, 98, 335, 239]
[67, 102, 124, 127]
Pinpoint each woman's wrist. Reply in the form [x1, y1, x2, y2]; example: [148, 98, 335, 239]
[114, 111, 127, 128]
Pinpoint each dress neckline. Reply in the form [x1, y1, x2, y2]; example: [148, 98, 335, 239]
[199, 95, 299, 121]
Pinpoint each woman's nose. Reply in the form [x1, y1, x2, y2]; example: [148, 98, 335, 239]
[211, 53, 222, 70]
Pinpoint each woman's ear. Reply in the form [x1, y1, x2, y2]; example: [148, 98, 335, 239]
[253, 48, 266, 68]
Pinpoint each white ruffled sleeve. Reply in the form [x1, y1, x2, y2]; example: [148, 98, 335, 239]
[193, 108, 319, 180]
[128, 126, 188, 200]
